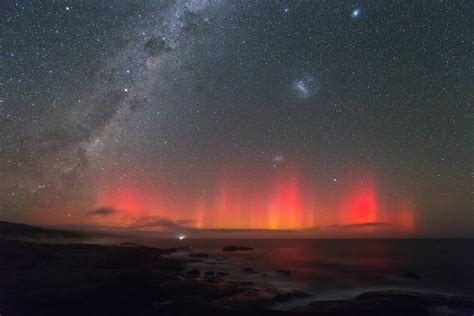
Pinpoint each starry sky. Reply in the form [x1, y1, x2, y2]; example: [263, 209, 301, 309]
[1, 1, 472, 237]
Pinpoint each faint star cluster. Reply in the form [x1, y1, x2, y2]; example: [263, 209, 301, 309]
[292, 75, 318, 99]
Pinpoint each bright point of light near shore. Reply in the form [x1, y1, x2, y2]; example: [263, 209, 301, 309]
[178, 235, 186, 240]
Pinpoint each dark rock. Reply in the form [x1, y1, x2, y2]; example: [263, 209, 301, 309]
[216, 272, 229, 277]
[292, 291, 474, 315]
[176, 246, 191, 250]
[5, 235, 471, 316]
[214, 287, 309, 310]
[185, 269, 201, 277]
[0, 221, 86, 239]
[276, 269, 290, 275]
[222, 245, 253, 251]
[189, 253, 209, 258]
[242, 267, 257, 273]
[0, 238, 181, 315]
[205, 271, 216, 277]
[120, 242, 137, 246]
[401, 272, 421, 279]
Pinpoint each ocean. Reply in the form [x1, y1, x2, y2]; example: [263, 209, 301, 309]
[85, 237, 474, 308]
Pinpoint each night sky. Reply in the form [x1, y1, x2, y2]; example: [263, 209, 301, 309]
[1, 1, 472, 237]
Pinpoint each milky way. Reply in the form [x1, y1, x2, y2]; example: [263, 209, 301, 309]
[1, 1, 472, 237]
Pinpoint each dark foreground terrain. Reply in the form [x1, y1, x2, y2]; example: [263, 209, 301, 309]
[0, 237, 473, 315]
[0, 220, 86, 240]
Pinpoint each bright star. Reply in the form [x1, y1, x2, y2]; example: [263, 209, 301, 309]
[352, 8, 361, 18]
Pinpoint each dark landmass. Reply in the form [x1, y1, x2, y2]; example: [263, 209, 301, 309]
[242, 267, 258, 273]
[0, 227, 473, 315]
[401, 272, 421, 279]
[0, 237, 296, 315]
[120, 242, 138, 246]
[222, 245, 254, 251]
[0, 221, 86, 240]
[189, 252, 210, 258]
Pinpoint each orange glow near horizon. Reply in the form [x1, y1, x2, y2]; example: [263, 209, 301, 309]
[267, 169, 303, 229]
[89, 169, 416, 233]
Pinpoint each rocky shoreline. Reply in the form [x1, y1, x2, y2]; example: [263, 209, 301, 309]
[0, 238, 472, 315]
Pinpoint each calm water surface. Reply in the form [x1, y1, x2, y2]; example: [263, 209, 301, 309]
[85, 238, 474, 303]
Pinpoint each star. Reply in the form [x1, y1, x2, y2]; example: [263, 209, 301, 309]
[351, 8, 361, 18]
[0, 0, 470, 238]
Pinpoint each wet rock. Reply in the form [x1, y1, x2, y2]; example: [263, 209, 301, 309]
[401, 272, 421, 279]
[214, 287, 309, 310]
[222, 245, 253, 251]
[173, 246, 191, 251]
[185, 269, 201, 277]
[225, 281, 255, 286]
[189, 253, 209, 258]
[242, 267, 257, 273]
[292, 291, 474, 315]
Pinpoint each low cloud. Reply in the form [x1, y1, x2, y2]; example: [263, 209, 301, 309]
[129, 217, 196, 232]
[87, 207, 119, 217]
[325, 222, 390, 229]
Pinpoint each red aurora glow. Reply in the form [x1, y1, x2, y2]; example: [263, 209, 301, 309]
[92, 168, 415, 233]
[340, 180, 378, 225]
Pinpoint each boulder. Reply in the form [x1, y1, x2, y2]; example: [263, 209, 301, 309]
[185, 269, 201, 277]
[222, 245, 253, 251]
[189, 253, 209, 258]
[401, 272, 421, 279]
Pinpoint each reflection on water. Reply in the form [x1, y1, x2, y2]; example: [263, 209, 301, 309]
[84, 237, 474, 299]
